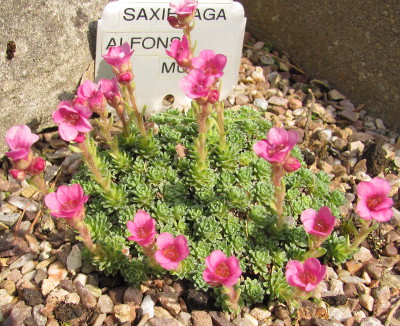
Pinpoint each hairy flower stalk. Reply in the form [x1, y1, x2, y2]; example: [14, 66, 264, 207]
[45, 184, 102, 258]
[203, 250, 242, 313]
[78, 137, 111, 192]
[253, 127, 300, 230]
[347, 177, 393, 252]
[215, 101, 226, 150]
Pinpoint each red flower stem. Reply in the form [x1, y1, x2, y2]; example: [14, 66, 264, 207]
[142, 243, 158, 268]
[215, 101, 226, 150]
[272, 165, 286, 231]
[78, 140, 110, 192]
[222, 286, 240, 313]
[115, 104, 129, 136]
[126, 83, 147, 137]
[196, 103, 211, 167]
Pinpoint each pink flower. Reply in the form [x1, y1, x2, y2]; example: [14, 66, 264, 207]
[5, 125, 39, 161]
[102, 42, 134, 72]
[77, 81, 107, 114]
[27, 157, 46, 175]
[203, 250, 242, 287]
[44, 184, 89, 219]
[301, 207, 336, 238]
[155, 233, 189, 270]
[169, 0, 198, 23]
[118, 71, 134, 85]
[127, 211, 156, 247]
[99, 78, 122, 105]
[192, 50, 227, 79]
[179, 68, 215, 100]
[356, 177, 393, 222]
[285, 258, 326, 292]
[167, 16, 185, 29]
[166, 35, 191, 68]
[253, 127, 299, 165]
[283, 156, 301, 173]
[53, 101, 92, 142]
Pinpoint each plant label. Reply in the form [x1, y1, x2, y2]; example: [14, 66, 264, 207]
[95, 0, 246, 115]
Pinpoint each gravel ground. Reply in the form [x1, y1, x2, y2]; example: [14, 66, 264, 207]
[0, 32, 399, 326]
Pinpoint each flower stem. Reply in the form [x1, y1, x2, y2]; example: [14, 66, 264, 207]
[349, 219, 377, 251]
[215, 102, 226, 150]
[221, 286, 240, 314]
[96, 113, 122, 160]
[272, 165, 286, 231]
[78, 139, 110, 192]
[126, 83, 147, 137]
[195, 104, 212, 168]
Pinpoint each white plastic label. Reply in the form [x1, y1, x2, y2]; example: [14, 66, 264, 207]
[95, 0, 246, 115]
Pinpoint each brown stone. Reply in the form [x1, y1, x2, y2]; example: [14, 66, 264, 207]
[191, 311, 212, 326]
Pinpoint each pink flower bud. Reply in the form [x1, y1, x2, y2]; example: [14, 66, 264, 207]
[285, 258, 326, 292]
[203, 250, 242, 287]
[356, 177, 393, 222]
[154, 232, 189, 270]
[27, 157, 46, 175]
[98, 78, 122, 106]
[253, 127, 298, 165]
[74, 133, 86, 143]
[283, 156, 301, 172]
[167, 16, 185, 29]
[127, 211, 156, 247]
[77, 81, 107, 114]
[44, 184, 89, 219]
[10, 169, 26, 181]
[301, 206, 336, 238]
[118, 71, 134, 85]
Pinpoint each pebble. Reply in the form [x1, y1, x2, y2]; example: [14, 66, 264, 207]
[0, 213, 20, 227]
[46, 288, 69, 304]
[114, 304, 137, 324]
[233, 318, 253, 326]
[21, 260, 37, 275]
[253, 98, 269, 111]
[32, 304, 47, 326]
[66, 244, 83, 273]
[176, 311, 191, 326]
[340, 275, 367, 284]
[98, 294, 114, 314]
[250, 307, 271, 321]
[8, 196, 39, 212]
[359, 294, 374, 312]
[141, 294, 155, 318]
[192, 310, 213, 326]
[123, 286, 143, 305]
[243, 313, 258, 326]
[159, 293, 181, 317]
[360, 317, 383, 326]
[268, 96, 288, 107]
[75, 281, 97, 308]
[9, 253, 37, 270]
[328, 89, 346, 100]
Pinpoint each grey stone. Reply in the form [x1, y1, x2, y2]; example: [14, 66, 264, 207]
[7, 196, 39, 213]
[0, 213, 20, 227]
[0, 0, 108, 153]
[66, 245, 83, 273]
[360, 317, 383, 326]
[238, 0, 400, 130]
[97, 294, 114, 314]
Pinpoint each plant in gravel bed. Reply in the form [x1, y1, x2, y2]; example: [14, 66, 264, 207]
[3, 0, 395, 316]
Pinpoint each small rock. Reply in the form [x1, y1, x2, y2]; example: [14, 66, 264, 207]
[360, 317, 383, 326]
[73, 273, 88, 286]
[323, 295, 347, 306]
[364, 263, 383, 279]
[46, 288, 70, 304]
[92, 313, 107, 326]
[332, 138, 348, 151]
[327, 307, 352, 322]
[383, 243, 398, 256]
[1, 279, 16, 295]
[9, 253, 36, 270]
[184, 289, 209, 311]
[250, 307, 271, 321]
[348, 141, 365, 156]
[274, 305, 289, 319]
[340, 275, 367, 284]
[21, 260, 37, 275]
[375, 119, 386, 129]
[338, 109, 359, 122]
[75, 282, 97, 309]
[123, 286, 143, 305]
[268, 96, 288, 107]
[0, 213, 20, 227]
[108, 285, 127, 304]
[47, 261, 68, 282]
[353, 159, 367, 174]
[233, 318, 253, 326]
[6, 301, 32, 326]
[159, 293, 181, 317]
[22, 288, 44, 307]
[0, 288, 14, 306]
[253, 98, 269, 111]
[353, 247, 373, 262]
[343, 283, 358, 298]
[32, 305, 47, 326]
[148, 317, 179, 326]
[8, 196, 39, 212]
[192, 310, 212, 326]
[176, 311, 191, 326]
[328, 89, 346, 100]
[141, 294, 155, 318]
[97, 295, 114, 314]
[235, 94, 249, 106]
[243, 313, 258, 326]
[66, 245, 83, 273]
[359, 294, 374, 312]
[85, 284, 102, 298]
[345, 260, 363, 275]
[41, 279, 58, 296]
[114, 304, 137, 324]
[209, 310, 235, 326]
[353, 310, 366, 323]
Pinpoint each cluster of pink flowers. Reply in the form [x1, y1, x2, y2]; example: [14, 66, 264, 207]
[4, 125, 45, 181]
[253, 127, 301, 173]
[166, 1, 226, 105]
[127, 211, 189, 270]
[102, 42, 135, 85]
